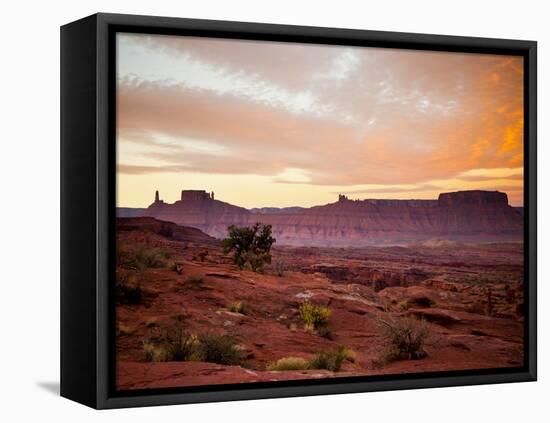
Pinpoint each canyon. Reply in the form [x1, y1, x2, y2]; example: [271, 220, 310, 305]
[115, 217, 524, 390]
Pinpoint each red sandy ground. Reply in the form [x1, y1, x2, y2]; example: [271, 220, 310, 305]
[116, 219, 524, 390]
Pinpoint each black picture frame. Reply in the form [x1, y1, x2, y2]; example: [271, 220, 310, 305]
[61, 12, 537, 409]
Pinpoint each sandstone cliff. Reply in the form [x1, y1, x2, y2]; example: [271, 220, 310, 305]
[143, 197, 251, 239]
[130, 190, 523, 246]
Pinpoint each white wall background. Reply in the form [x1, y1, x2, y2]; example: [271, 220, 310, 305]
[0, 0, 546, 420]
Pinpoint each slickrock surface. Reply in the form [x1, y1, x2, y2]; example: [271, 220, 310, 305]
[116, 218, 524, 390]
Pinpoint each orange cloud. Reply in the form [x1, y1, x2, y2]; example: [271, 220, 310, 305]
[116, 34, 524, 206]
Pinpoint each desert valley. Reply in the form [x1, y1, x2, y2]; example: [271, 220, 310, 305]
[115, 189, 524, 390]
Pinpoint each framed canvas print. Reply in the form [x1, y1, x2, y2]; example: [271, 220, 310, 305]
[60, 13, 537, 409]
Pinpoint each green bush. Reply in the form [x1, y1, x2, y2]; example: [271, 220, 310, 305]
[299, 302, 331, 331]
[267, 357, 309, 371]
[222, 223, 276, 272]
[241, 251, 272, 273]
[379, 316, 430, 361]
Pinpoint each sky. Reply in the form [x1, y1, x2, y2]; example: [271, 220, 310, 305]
[116, 33, 524, 208]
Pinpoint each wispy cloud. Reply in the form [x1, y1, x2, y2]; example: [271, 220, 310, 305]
[116, 34, 524, 207]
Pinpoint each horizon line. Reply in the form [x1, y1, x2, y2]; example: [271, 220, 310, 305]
[117, 188, 524, 209]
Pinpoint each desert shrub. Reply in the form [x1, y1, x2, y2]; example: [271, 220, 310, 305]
[397, 300, 409, 311]
[221, 223, 276, 272]
[379, 316, 430, 361]
[228, 301, 248, 315]
[299, 302, 331, 331]
[196, 333, 243, 365]
[267, 357, 309, 371]
[118, 244, 172, 270]
[308, 346, 351, 372]
[268, 347, 354, 372]
[143, 341, 169, 362]
[316, 326, 333, 340]
[142, 319, 243, 365]
[165, 316, 200, 361]
[186, 275, 204, 289]
[143, 315, 243, 365]
[266, 260, 289, 277]
[116, 322, 133, 336]
[138, 246, 171, 268]
[344, 348, 358, 363]
[307, 350, 334, 371]
[116, 281, 144, 305]
[142, 315, 200, 362]
[115, 272, 146, 305]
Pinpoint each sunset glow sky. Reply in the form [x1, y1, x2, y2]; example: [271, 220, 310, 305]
[116, 33, 524, 208]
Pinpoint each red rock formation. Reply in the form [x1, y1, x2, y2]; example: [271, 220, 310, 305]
[138, 190, 523, 246]
[143, 194, 250, 239]
[436, 191, 522, 235]
[116, 217, 217, 244]
[438, 190, 508, 207]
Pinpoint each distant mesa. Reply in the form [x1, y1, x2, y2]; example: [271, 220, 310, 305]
[179, 189, 214, 201]
[438, 190, 508, 208]
[153, 189, 214, 204]
[144, 189, 249, 239]
[117, 188, 523, 246]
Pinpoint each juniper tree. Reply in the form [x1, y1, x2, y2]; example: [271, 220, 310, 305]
[221, 223, 276, 272]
